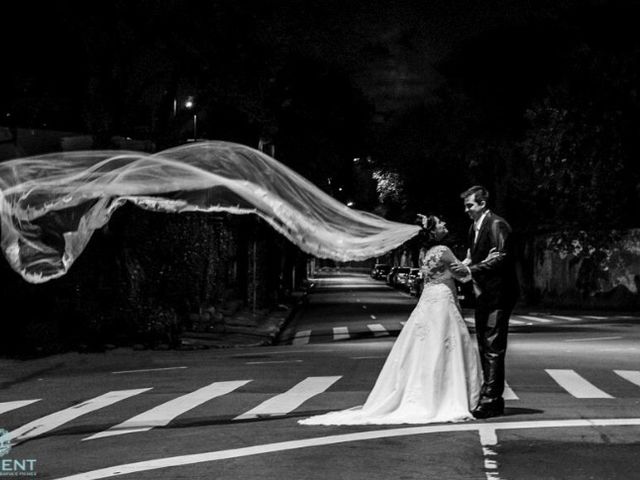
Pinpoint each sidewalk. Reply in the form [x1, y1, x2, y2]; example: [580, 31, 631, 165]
[178, 289, 310, 349]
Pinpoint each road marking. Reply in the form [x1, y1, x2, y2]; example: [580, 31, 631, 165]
[517, 315, 552, 324]
[351, 356, 387, 360]
[233, 376, 342, 421]
[0, 400, 40, 415]
[51, 418, 640, 480]
[292, 330, 311, 345]
[84, 381, 250, 441]
[333, 327, 350, 341]
[508, 319, 526, 325]
[367, 324, 388, 337]
[232, 349, 336, 356]
[564, 336, 623, 342]
[584, 315, 609, 320]
[548, 315, 581, 322]
[503, 382, 519, 401]
[614, 370, 640, 387]
[478, 425, 502, 480]
[370, 315, 377, 320]
[400, 321, 406, 326]
[112, 367, 187, 374]
[245, 360, 303, 365]
[10, 389, 151, 444]
[545, 369, 613, 398]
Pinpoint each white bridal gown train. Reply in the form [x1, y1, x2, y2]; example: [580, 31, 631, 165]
[299, 245, 482, 425]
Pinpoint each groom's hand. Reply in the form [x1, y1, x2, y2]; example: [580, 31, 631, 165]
[450, 261, 471, 281]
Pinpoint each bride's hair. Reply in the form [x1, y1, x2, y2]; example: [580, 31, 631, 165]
[421, 215, 443, 241]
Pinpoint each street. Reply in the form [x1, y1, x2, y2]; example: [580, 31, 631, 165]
[1, 272, 639, 479]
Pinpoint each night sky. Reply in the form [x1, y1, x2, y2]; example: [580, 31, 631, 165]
[1, 0, 591, 126]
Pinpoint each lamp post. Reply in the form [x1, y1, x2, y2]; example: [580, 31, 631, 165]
[185, 98, 197, 140]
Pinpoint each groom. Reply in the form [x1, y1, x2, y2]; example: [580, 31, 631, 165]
[452, 185, 519, 419]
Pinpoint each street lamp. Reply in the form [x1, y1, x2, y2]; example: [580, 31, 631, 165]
[185, 98, 197, 140]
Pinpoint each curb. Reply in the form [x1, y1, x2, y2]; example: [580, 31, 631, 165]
[273, 283, 314, 345]
[179, 283, 313, 349]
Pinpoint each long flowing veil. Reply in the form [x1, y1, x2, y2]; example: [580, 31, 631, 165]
[0, 140, 421, 283]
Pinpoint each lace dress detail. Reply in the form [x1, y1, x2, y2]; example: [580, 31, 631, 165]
[299, 245, 482, 426]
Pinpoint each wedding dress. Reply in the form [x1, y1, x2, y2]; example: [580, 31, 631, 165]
[299, 245, 482, 425]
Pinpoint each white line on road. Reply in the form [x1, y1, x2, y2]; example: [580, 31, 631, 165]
[51, 418, 640, 480]
[516, 315, 553, 323]
[10, 389, 151, 444]
[614, 370, 640, 387]
[232, 349, 337, 357]
[112, 367, 188, 374]
[292, 330, 311, 345]
[508, 319, 527, 325]
[351, 356, 388, 360]
[333, 327, 350, 341]
[233, 376, 342, 421]
[478, 425, 502, 480]
[367, 324, 388, 337]
[0, 400, 40, 415]
[84, 381, 250, 441]
[370, 315, 377, 320]
[548, 315, 582, 322]
[503, 382, 519, 401]
[545, 369, 613, 398]
[564, 336, 623, 342]
[245, 360, 303, 365]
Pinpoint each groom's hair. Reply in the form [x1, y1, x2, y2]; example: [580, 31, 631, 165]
[460, 185, 489, 205]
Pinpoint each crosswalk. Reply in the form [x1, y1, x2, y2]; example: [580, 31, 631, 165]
[1, 369, 639, 446]
[291, 313, 636, 345]
[85, 381, 250, 440]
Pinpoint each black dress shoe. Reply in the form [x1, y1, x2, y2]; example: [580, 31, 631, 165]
[472, 401, 504, 419]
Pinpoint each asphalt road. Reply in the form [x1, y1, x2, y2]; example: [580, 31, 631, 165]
[0, 272, 639, 479]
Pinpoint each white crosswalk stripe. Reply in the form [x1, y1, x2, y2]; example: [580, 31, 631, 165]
[0, 400, 40, 415]
[333, 327, 350, 341]
[517, 315, 552, 324]
[503, 381, 519, 400]
[548, 315, 582, 322]
[367, 324, 388, 336]
[292, 330, 311, 345]
[545, 369, 613, 398]
[9, 389, 151, 444]
[84, 380, 250, 440]
[234, 376, 342, 421]
[614, 370, 640, 387]
[509, 319, 527, 325]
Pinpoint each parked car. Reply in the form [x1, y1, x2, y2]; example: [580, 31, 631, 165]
[371, 263, 391, 280]
[394, 267, 412, 289]
[407, 268, 423, 296]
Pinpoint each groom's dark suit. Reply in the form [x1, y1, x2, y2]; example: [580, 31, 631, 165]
[467, 211, 519, 407]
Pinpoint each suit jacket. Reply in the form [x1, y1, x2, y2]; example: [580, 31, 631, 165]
[468, 211, 519, 308]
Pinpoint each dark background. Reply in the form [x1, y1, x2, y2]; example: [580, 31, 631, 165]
[2, 0, 639, 235]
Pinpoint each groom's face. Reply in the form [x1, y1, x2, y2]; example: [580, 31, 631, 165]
[463, 194, 486, 221]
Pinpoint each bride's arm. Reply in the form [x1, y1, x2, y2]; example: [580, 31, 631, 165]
[441, 247, 472, 282]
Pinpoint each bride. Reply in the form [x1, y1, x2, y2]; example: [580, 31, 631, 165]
[299, 215, 494, 425]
